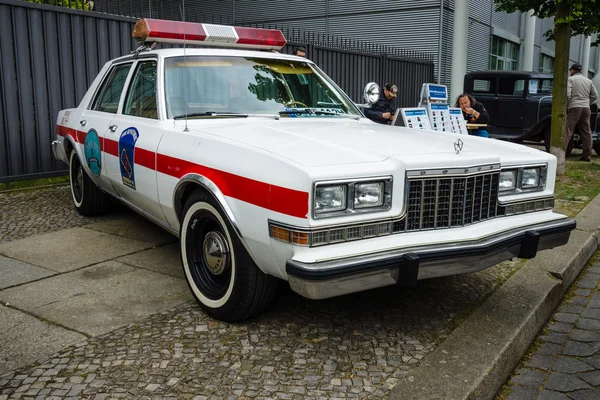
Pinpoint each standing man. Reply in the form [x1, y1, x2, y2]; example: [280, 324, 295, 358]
[294, 46, 307, 58]
[566, 63, 598, 161]
[364, 83, 398, 125]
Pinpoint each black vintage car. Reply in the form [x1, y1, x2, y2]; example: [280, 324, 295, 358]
[464, 70, 599, 154]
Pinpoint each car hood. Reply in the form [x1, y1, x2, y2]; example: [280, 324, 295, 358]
[187, 118, 547, 167]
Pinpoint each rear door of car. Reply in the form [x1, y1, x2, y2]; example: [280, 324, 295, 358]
[78, 61, 134, 197]
[104, 57, 167, 223]
[496, 76, 526, 129]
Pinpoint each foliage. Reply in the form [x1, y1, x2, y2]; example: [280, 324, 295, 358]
[25, 0, 94, 11]
[495, 0, 600, 44]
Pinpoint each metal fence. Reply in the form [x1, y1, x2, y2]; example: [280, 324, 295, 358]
[1, 0, 434, 182]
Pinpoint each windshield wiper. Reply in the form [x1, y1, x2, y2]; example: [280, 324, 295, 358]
[173, 112, 248, 120]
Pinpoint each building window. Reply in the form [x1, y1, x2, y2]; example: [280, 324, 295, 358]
[539, 54, 554, 73]
[489, 36, 519, 71]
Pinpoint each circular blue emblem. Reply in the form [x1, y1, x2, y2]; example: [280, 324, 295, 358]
[84, 129, 102, 176]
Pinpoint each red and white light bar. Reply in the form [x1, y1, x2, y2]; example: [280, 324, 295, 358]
[132, 18, 287, 50]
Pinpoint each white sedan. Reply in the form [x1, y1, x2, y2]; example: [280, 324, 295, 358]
[52, 18, 575, 321]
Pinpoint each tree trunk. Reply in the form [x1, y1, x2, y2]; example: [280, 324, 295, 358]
[550, 1, 572, 176]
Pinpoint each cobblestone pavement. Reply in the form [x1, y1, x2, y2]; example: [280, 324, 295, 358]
[1, 185, 520, 399]
[0, 185, 114, 243]
[502, 259, 600, 400]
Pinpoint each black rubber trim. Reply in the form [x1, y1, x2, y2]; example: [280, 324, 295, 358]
[286, 219, 576, 281]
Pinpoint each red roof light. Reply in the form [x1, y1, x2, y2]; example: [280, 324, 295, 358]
[133, 18, 286, 50]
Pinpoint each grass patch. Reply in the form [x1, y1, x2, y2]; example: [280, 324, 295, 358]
[0, 175, 69, 191]
[554, 157, 600, 217]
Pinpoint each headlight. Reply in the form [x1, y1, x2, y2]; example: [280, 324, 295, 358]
[499, 170, 517, 191]
[313, 178, 392, 218]
[315, 185, 347, 214]
[521, 168, 541, 188]
[354, 182, 384, 208]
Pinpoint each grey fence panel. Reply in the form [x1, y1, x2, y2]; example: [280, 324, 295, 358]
[1, 0, 434, 181]
[31, 8, 52, 172]
[0, 4, 16, 178]
[44, 10, 63, 172]
[14, 6, 36, 174]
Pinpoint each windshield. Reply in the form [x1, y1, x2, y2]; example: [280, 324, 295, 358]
[164, 55, 361, 119]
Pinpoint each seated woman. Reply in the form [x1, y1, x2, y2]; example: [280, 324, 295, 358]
[456, 93, 489, 138]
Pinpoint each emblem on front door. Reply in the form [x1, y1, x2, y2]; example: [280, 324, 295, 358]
[454, 138, 463, 154]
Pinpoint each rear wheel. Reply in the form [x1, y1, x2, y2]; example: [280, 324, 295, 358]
[69, 149, 109, 216]
[594, 142, 600, 157]
[180, 190, 278, 321]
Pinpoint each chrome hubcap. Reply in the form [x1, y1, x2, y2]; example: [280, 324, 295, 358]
[203, 231, 229, 275]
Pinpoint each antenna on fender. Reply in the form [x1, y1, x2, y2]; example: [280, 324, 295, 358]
[179, 1, 189, 132]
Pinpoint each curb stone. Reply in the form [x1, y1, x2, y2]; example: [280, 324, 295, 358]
[388, 195, 600, 400]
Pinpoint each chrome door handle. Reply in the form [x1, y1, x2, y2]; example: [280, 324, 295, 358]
[109, 125, 118, 132]
[80, 120, 87, 126]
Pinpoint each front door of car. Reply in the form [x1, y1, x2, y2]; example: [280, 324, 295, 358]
[104, 59, 167, 224]
[78, 61, 134, 198]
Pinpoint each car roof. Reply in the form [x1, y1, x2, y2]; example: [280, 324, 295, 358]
[466, 70, 554, 79]
[111, 47, 311, 63]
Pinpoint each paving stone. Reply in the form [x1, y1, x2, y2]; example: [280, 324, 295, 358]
[569, 329, 600, 343]
[553, 313, 579, 324]
[568, 297, 588, 306]
[537, 343, 562, 357]
[562, 341, 598, 357]
[574, 289, 591, 297]
[537, 390, 569, 400]
[580, 308, 600, 320]
[576, 370, 600, 386]
[567, 388, 600, 400]
[506, 385, 537, 400]
[550, 357, 594, 374]
[525, 355, 554, 371]
[558, 304, 584, 314]
[510, 369, 546, 388]
[579, 355, 600, 369]
[588, 300, 600, 308]
[577, 280, 598, 290]
[547, 322, 573, 333]
[543, 373, 591, 392]
[541, 332, 569, 345]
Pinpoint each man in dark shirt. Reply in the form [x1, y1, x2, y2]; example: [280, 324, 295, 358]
[364, 83, 398, 124]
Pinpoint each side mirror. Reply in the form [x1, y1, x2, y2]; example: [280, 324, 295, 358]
[364, 82, 380, 104]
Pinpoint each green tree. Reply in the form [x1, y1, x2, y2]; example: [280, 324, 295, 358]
[494, 0, 600, 175]
[27, 0, 94, 10]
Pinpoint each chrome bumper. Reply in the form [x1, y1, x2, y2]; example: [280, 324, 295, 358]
[286, 218, 576, 300]
[51, 140, 68, 164]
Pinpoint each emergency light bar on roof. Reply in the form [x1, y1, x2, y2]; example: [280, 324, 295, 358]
[132, 18, 287, 51]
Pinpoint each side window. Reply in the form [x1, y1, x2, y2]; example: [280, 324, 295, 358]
[123, 61, 158, 119]
[472, 79, 495, 95]
[498, 78, 525, 96]
[91, 63, 132, 113]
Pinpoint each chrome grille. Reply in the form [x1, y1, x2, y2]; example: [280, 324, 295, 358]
[401, 172, 500, 232]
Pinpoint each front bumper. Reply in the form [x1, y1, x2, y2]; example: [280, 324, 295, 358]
[286, 218, 576, 300]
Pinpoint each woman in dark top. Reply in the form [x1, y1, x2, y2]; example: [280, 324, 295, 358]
[456, 93, 490, 138]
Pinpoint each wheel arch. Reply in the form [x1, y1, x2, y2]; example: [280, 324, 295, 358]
[173, 173, 254, 258]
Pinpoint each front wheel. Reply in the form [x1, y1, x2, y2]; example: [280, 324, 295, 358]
[180, 190, 278, 321]
[69, 149, 109, 216]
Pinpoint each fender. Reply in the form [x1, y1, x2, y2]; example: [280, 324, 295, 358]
[173, 173, 255, 258]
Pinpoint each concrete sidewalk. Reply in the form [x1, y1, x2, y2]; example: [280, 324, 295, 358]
[389, 196, 600, 399]
[0, 211, 193, 376]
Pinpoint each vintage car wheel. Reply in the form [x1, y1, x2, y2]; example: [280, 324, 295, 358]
[180, 190, 278, 321]
[593, 143, 600, 157]
[69, 149, 109, 216]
